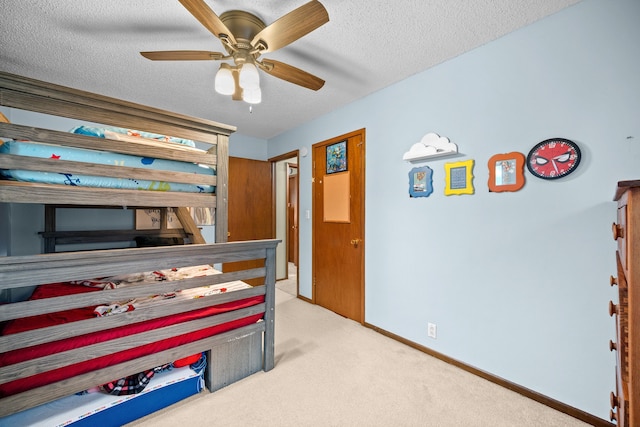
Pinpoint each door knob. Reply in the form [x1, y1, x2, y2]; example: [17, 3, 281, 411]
[612, 222, 623, 240]
[350, 238, 362, 247]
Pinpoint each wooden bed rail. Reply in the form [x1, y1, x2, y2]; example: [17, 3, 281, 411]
[0, 239, 279, 296]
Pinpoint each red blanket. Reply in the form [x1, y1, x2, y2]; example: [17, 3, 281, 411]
[0, 282, 263, 397]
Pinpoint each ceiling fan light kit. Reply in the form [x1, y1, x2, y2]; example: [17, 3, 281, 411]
[242, 86, 262, 104]
[215, 61, 261, 104]
[239, 62, 260, 90]
[141, 0, 329, 105]
[214, 63, 235, 96]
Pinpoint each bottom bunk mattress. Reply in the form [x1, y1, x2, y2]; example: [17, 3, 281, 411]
[0, 361, 205, 427]
[0, 265, 263, 398]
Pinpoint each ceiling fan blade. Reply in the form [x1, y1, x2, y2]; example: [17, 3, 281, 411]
[251, 0, 329, 53]
[260, 59, 325, 91]
[178, 0, 237, 45]
[140, 50, 225, 61]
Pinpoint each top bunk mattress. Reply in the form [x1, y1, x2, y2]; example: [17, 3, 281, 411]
[0, 126, 215, 193]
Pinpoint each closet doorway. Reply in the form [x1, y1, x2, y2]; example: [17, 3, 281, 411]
[225, 157, 273, 287]
[270, 151, 300, 295]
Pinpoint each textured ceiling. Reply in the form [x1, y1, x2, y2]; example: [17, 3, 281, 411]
[0, 0, 581, 139]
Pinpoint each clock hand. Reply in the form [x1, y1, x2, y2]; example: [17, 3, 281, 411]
[552, 160, 559, 174]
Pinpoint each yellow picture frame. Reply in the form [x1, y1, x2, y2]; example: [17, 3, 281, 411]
[444, 159, 475, 196]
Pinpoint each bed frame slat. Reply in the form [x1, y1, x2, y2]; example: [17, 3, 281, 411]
[0, 273, 266, 338]
[0, 242, 273, 289]
[0, 180, 217, 207]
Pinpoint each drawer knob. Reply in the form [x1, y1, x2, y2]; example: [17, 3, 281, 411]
[610, 409, 617, 422]
[610, 340, 617, 351]
[609, 300, 618, 317]
[610, 391, 618, 409]
[610, 276, 618, 287]
[612, 222, 623, 240]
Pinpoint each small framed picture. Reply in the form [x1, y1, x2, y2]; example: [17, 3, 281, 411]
[444, 159, 475, 196]
[487, 152, 525, 192]
[135, 208, 182, 230]
[326, 140, 347, 174]
[408, 166, 433, 198]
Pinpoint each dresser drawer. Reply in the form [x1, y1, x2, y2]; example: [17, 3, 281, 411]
[611, 367, 629, 425]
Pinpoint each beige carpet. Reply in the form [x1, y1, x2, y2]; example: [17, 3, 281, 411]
[128, 287, 590, 427]
[275, 262, 297, 296]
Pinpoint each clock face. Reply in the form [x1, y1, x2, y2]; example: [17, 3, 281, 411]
[526, 138, 581, 180]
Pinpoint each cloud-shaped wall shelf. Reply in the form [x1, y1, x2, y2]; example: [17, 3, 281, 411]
[403, 132, 458, 162]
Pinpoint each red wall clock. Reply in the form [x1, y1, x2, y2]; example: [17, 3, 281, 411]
[526, 138, 581, 180]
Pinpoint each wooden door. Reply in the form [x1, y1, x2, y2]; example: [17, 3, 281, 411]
[288, 165, 298, 265]
[313, 129, 365, 322]
[224, 157, 273, 286]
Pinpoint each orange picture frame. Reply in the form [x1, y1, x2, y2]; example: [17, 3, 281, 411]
[487, 152, 525, 193]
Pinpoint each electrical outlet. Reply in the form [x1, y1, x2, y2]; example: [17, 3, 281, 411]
[427, 322, 437, 339]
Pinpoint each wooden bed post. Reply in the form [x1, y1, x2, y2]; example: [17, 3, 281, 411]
[203, 242, 278, 392]
[215, 134, 229, 244]
[263, 244, 276, 371]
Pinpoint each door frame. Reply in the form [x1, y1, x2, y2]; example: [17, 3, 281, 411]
[269, 150, 300, 294]
[287, 163, 298, 266]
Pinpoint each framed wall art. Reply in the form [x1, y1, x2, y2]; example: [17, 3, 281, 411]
[135, 208, 181, 230]
[408, 166, 433, 198]
[487, 152, 525, 192]
[326, 140, 347, 174]
[444, 159, 474, 196]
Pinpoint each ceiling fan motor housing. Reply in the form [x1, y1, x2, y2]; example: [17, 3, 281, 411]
[220, 10, 266, 50]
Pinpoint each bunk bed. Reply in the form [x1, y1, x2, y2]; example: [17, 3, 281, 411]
[0, 71, 278, 423]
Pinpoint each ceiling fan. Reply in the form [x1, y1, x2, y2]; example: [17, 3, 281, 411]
[141, 0, 329, 104]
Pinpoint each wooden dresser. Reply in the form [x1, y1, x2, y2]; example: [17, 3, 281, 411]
[610, 180, 640, 425]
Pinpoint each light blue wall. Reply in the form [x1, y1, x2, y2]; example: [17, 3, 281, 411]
[229, 133, 268, 160]
[265, 0, 640, 419]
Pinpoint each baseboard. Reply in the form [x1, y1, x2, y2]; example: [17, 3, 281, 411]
[363, 322, 613, 427]
[297, 294, 312, 304]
